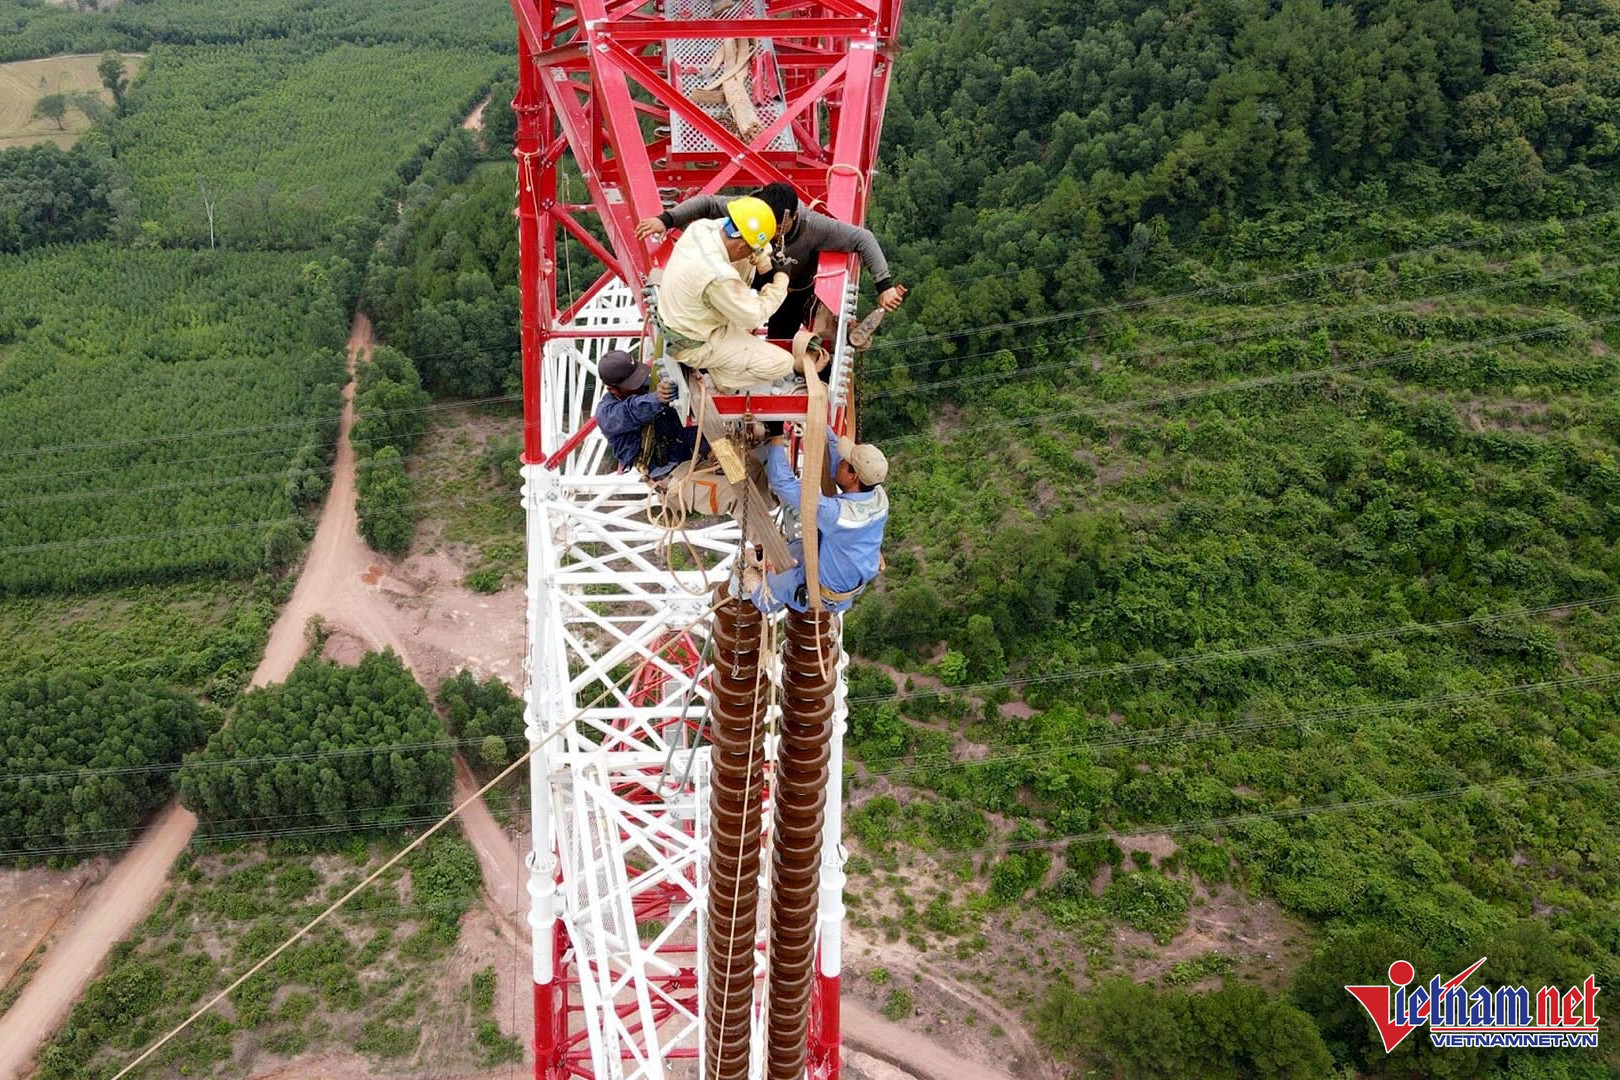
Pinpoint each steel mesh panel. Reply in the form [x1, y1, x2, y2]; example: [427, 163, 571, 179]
[664, 0, 796, 155]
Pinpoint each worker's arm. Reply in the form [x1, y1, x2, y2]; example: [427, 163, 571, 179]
[704, 272, 788, 329]
[765, 441, 843, 532]
[763, 440, 802, 505]
[634, 195, 728, 239]
[594, 390, 666, 438]
[799, 210, 892, 290]
[823, 425, 845, 485]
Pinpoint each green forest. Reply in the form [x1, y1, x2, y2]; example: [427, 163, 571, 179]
[362, 146, 524, 399]
[0, 143, 124, 253]
[0, 246, 348, 593]
[0, 672, 215, 858]
[821, 0, 1620, 1076]
[179, 651, 452, 836]
[0, 0, 513, 923]
[0, 0, 513, 61]
[352, 344, 431, 553]
[114, 41, 498, 245]
[3, 0, 1620, 1075]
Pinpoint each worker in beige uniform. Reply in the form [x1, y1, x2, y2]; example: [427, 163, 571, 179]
[653, 195, 805, 392]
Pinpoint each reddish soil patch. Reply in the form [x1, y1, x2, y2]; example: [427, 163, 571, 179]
[320, 629, 369, 667]
[1117, 881, 1313, 993]
[1115, 831, 1180, 865]
[0, 861, 103, 991]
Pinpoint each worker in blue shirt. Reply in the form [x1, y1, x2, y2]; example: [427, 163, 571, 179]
[749, 428, 888, 614]
[594, 349, 697, 478]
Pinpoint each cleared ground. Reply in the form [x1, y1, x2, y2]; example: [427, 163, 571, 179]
[0, 53, 139, 150]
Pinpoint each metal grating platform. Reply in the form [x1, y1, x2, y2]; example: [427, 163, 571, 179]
[664, 0, 796, 156]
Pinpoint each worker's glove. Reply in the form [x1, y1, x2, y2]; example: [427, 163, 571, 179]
[751, 249, 775, 275]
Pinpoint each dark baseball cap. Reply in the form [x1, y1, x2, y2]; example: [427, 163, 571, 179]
[599, 349, 650, 391]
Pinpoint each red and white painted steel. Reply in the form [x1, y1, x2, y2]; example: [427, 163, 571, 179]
[508, 0, 902, 1076]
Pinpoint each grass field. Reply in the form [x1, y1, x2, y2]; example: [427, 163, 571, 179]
[0, 576, 284, 691]
[0, 53, 138, 149]
[408, 407, 524, 591]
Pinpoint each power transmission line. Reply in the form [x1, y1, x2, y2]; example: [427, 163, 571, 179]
[854, 671, 1620, 783]
[0, 670, 1608, 856]
[102, 592, 728, 1080]
[0, 488, 513, 558]
[845, 595, 1620, 706]
[2, 601, 1608, 790]
[880, 312, 1619, 446]
[0, 434, 524, 512]
[930, 765, 1619, 862]
[7, 308, 1611, 560]
[0, 391, 520, 462]
[861, 259, 1613, 402]
[9, 257, 1592, 511]
[864, 209, 1620, 355]
[7, 208, 1614, 466]
[875, 204, 1620, 330]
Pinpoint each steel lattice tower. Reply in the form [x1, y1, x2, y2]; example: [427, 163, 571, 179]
[507, 0, 902, 1076]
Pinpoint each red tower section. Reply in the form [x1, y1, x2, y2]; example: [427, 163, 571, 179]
[508, 1, 902, 1078]
[511, 0, 902, 462]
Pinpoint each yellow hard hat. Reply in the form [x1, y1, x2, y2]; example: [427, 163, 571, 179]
[724, 196, 777, 251]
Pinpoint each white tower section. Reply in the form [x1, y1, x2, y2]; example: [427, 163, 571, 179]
[523, 281, 851, 1079]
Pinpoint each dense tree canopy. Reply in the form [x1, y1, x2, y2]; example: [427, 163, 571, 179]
[178, 650, 451, 835]
[109, 41, 498, 246]
[0, 246, 348, 594]
[352, 345, 431, 554]
[0, 0, 516, 63]
[875, 0, 1620, 292]
[0, 142, 128, 253]
[0, 672, 215, 861]
[363, 151, 522, 399]
[1037, 978, 1334, 1079]
[437, 669, 523, 777]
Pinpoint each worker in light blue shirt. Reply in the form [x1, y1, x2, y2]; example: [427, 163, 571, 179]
[751, 428, 888, 614]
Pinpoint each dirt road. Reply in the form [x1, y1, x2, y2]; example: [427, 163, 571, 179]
[0, 307, 1041, 1080]
[0, 806, 196, 1080]
[843, 999, 1018, 1080]
[461, 95, 490, 133]
[454, 759, 528, 930]
[0, 318, 380, 1080]
[254, 314, 412, 682]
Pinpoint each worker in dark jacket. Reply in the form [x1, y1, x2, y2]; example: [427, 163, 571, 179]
[593, 350, 697, 478]
[635, 183, 905, 340]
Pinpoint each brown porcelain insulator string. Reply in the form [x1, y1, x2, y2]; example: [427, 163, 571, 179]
[766, 606, 837, 1080]
[704, 588, 770, 1080]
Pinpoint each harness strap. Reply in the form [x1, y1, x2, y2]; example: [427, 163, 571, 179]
[652, 305, 706, 354]
[815, 582, 863, 604]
